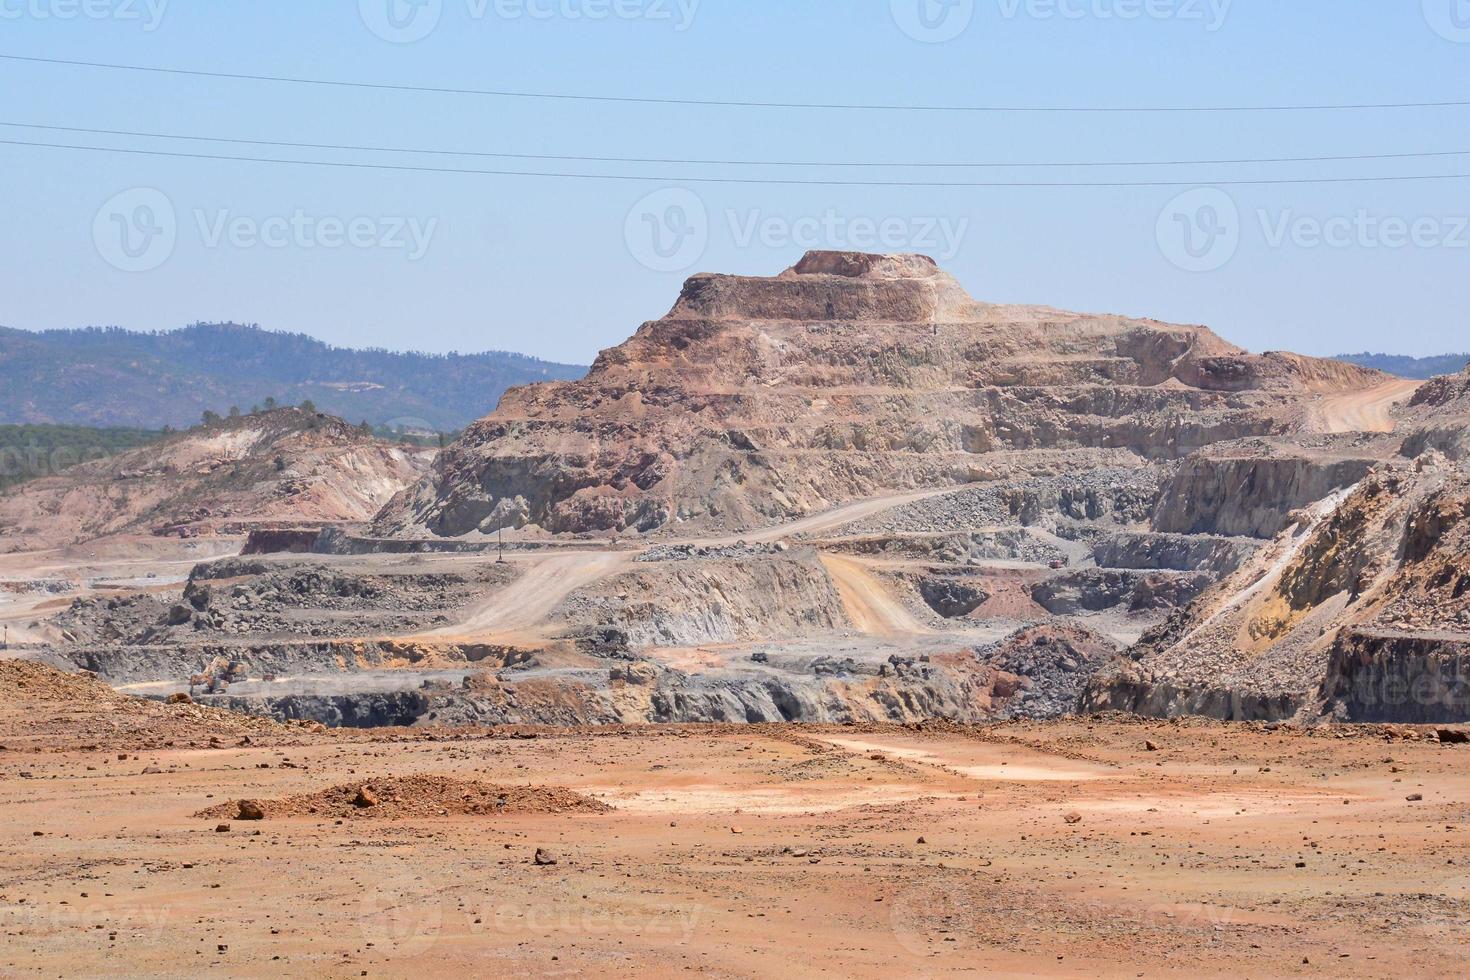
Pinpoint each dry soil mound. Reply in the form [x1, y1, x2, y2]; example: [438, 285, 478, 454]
[196, 774, 613, 820]
[0, 657, 293, 749]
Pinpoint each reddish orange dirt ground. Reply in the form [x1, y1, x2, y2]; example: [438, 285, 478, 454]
[2, 666, 1468, 978]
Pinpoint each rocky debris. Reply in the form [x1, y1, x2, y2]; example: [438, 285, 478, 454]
[57, 557, 508, 646]
[1128, 572, 1214, 612]
[918, 576, 990, 618]
[637, 542, 789, 562]
[609, 661, 660, 686]
[195, 776, 611, 821]
[1323, 631, 1470, 724]
[210, 691, 433, 729]
[1028, 569, 1210, 616]
[821, 528, 1065, 566]
[0, 658, 300, 749]
[1091, 404, 1470, 723]
[237, 800, 265, 821]
[837, 470, 1165, 538]
[0, 578, 75, 596]
[374, 252, 1376, 539]
[978, 625, 1119, 719]
[54, 593, 176, 646]
[534, 848, 558, 866]
[1031, 571, 1138, 615]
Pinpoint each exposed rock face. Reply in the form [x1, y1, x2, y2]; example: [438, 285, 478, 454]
[0, 408, 431, 551]
[1091, 531, 1258, 576]
[1398, 365, 1470, 460]
[558, 549, 850, 649]
[1152, 443, 1378, 538]
[375, 252, 1381, 539]
[918, 576, 990, 618]
[1323, 630, 1470, 724]
[1085, 371, 1470, 723]
[213, 691, 432, 729]
[421, 642, 1105, 726]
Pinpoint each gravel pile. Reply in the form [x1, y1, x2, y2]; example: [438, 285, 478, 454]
[636, 541, 788, 563]
[979, 625, 1119, 720]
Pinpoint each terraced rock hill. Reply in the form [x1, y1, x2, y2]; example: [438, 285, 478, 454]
[377, 251, 1381, 539]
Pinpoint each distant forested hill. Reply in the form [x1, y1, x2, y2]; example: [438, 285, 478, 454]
[0, 322, 587, 431]
[0, 424, 163, 492]
[1335, 352, 1470, 380]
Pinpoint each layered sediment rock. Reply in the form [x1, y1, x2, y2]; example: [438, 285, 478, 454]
[1152, 443, 1379, 538]
[1086, 367, 1470, 723]
[375, 252, 1381, 539]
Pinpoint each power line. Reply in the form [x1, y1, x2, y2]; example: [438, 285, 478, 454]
[4, 137, 1469, 187]
[5, 120, 1470, 170]
[3, 54, 1468, 114]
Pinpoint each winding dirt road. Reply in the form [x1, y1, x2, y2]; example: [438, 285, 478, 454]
[1308, 378, 1421, 434]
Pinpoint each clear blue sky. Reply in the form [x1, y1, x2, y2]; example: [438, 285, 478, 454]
[2, 2, 1468, 363]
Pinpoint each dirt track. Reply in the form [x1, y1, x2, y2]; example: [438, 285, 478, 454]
[416, 551, 630, 643]
[698, 486, 961, 546]
[819, 554, 930, 636]
[2, 717, 1468, 977]
[1308, 378, 1421, 434]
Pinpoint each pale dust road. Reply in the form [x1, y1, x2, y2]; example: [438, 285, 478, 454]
[819, 553, 930, 636]
[1309, 378, 1421, 434]
[416, 551, 629, 642]
[692, 485, 964, 546]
